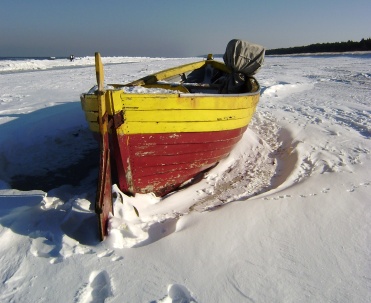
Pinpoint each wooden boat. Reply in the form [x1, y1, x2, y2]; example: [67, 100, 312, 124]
[81, 40, 265, 239]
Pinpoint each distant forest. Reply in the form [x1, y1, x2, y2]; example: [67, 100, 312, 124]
[266, 38, 371, 55]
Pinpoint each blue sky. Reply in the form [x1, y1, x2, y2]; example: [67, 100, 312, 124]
[1, 0, 370, 57]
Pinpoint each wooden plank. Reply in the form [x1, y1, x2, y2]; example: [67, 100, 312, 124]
[119, 92, 260, 111]
[124, 108, 249, 122]
[94, 52, 113, 241]
[131, 137, 242, 157]
[118, 115, 255, 134]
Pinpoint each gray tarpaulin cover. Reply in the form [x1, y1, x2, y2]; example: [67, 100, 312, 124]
[220, 39, 265, 93]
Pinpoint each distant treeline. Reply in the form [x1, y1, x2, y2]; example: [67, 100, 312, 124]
[266, 38, 371, 55]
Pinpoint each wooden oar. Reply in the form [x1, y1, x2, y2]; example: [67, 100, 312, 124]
[95, 52, 113, 241]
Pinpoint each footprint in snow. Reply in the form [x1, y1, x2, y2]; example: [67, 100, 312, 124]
[30, 236, 57, 258]
[75, 270, 113, 303]
[346, 181, 370, 193]
[153, 284, 197, 303]
[97, 249, 114, 258]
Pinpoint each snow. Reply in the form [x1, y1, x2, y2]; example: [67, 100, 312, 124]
[0, 56, 173, 73]
[0, 53, 370, 302]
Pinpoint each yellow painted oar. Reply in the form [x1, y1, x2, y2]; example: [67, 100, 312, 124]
[95, 52, 113, 241]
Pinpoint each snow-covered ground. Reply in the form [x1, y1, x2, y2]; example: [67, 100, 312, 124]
[0, 53, 370, 302]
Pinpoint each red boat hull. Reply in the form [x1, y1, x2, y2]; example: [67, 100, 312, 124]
[111, 126, 247, 197]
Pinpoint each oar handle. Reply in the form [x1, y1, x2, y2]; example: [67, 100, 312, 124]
[95, 52, 104, 91]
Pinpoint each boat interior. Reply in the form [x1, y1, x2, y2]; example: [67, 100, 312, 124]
[110, 59, 259, 95]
